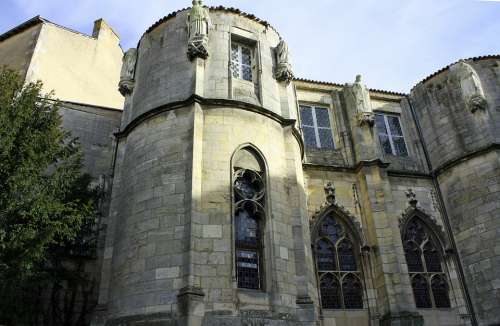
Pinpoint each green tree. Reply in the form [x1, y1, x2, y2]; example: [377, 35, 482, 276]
[0, 68, 99, 325]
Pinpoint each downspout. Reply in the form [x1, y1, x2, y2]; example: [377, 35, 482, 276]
[406, 96, 477, 326]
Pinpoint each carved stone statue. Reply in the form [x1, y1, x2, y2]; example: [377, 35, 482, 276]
[405, 188, 418, 207]
[324, 182, 336, 205]
[187, 0, 210, 60]
[274, 39, 294, 84]
[345, 75, 374, 127]
[449, 60, 487, 112]
[118, 48, 137, 96]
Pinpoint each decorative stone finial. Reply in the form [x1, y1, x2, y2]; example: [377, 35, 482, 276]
[187, 0, 210, 60]
[405, 189, 418, 207]
[118, 48, 137, 96]
[324, 182, 336, 205]
[274, 39, 294, 84]
[355, 74, 362, 83]
[449, 60, 488, 113]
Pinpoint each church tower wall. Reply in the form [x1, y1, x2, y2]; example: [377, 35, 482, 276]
[410, 57, 500, 326]
[96, 5, 315, 326]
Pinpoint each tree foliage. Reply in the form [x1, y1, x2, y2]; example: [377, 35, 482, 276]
[0, 68, 99, 325]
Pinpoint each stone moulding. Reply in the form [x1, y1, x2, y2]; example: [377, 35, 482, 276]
[310, 182, 369, 250]
[114, 94, 305, 159]
[399, 199, 451, 254]
[104, 312, 176, 326]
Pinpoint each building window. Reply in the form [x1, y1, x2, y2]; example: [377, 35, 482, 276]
[231, 42, 253, 82]
[314, 215, 363, 309]
[233, 148, 266, 290]
[403, 218, 451, 309]
[375, 113, 408, 156]
[299, 105, 335, 150]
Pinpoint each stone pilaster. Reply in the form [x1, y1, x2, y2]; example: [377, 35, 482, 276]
[356, 163, 422, 325]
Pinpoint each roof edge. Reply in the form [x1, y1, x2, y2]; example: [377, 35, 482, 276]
[294, 77, 407, 97]
[411, 54, 500, 92]
[0, 16, 47, 42]
[143, 6, 279, 40]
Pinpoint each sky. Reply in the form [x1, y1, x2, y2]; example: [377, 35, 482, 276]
[0, 0, 499, 93]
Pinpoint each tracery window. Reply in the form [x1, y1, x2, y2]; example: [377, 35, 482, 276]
[314, 215, 363, 309]
[233, 148, 266, 290]
[403, 218, 451, 308]
[299, 105, 335, 150]
[375, 113, 408, 156]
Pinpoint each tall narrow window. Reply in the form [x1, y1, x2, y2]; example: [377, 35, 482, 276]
[375, 113, 408, 156]
[231, 42, 253, 82]
[403, 218, 451, 308]
[300, 105, 335, 150]
[233, 148, 266, 290]
[313, 215, 363, 309]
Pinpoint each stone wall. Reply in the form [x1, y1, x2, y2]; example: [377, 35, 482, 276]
[410, 56, 500, 326]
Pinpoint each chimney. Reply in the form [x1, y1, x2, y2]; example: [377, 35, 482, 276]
[92, 18, 120, 44]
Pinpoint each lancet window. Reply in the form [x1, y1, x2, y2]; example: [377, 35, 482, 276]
[233, 148, 266, 290]
[313, 215, 363, 309]
[403, 218, 451, 308]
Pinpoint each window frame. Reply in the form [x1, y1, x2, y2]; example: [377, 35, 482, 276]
[403, 218, 452, 309]
[231, 42, 254, 82]
[299, 104, 335, 150]
[231, 147, 268, 292]
[375, 113, 408, 157]
[313, 215, 364, 310]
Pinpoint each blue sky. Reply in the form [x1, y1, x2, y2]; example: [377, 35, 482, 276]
[1, 0, 498, 92]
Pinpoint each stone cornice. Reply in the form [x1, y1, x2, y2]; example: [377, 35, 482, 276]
[114, 95, 304, 158]
[433, 143, 500, 177]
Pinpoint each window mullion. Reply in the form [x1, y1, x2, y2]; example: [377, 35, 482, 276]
[384, 116, 397, 155]
[312, 107, 322, 148]
[238, 45, 243, 78]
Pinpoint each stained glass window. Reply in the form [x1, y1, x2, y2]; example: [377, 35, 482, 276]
[299, 105, 335, 150]
[231, 42, 253, 82]
[375, 113, 408, 156]
[342, 274, 363, 309]
[233, 150, 266, 291]
[403, 218, 451, 309]
[320, 274, 342, 309]
[314, 215, 364, 309]
[338, 239, 357, 271]
[412, 274, 432, 308]
[423, 242, 442, 273]
[431, 275, 451, 308]
[316, 239, 337, 271]
[404, 241, 424, 272]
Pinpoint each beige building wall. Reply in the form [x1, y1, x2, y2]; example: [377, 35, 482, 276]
[25, 19, 124, 108]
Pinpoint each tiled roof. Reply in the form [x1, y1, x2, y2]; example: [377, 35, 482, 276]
[294, 77, 407, 97]
[144, 6, 278, 37]
[412, 54, 500, 91]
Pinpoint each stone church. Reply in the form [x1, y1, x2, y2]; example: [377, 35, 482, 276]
[1, 2, 499, 326]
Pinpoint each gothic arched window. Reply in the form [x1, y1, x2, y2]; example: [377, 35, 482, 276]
[314, 215, 364, 309]
[403, 218, 451, 309]
[233, 148, 266, 290]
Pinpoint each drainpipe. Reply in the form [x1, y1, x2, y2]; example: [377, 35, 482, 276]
[406, 96, 477, 326]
